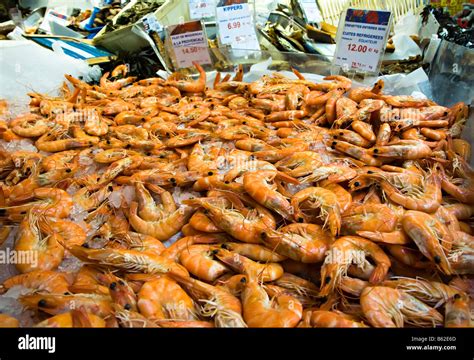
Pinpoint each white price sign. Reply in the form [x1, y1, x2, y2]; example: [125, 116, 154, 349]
[169, 25, 211, 68]
[189, 0, 216, 19]
[299, 0, 322, 24]
[334, 9, 391, 73]
[142, 13, 163, 33]
[216, 3, 260, 51]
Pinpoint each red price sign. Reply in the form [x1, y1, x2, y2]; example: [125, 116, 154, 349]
[347, 43, 368, 53]
[227, 21, 241, 30]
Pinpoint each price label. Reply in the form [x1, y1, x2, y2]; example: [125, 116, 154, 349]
[142, 13, 163, 33]
[168, 21, 211, 69]
[299, 0, 322, 24]
[334, 9, 391, 73]
[189, 0, 216, 19]
[216, 3, 260, 51]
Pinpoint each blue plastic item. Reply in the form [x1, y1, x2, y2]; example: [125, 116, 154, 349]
[84, 7, 104, 33]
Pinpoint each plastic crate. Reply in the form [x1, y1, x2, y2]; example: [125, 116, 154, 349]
[93, 0, 191, 53]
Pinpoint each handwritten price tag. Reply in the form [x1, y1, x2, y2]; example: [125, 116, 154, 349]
[170, 27, 211, 68]
[299, 0, 322, 24]
[334, 9, 391, 73]
[189, 0, 216, 19]
[216, 3, 260, 51]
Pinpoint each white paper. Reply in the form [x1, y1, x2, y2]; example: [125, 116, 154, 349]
[383, 34, 421, 61]
[419, 12, 440, 41]
[423, 36, 441, 64]
[189, 0, 216, 19]
[216, 3, 260, 51]
[299, 0, 322, 24]
[393, 11, 420, 36]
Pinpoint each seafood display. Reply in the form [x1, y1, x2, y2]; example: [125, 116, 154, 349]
[101, 0, 165, 35]
[0, 62, 472, 328]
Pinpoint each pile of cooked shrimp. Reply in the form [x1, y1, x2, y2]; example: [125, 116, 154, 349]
[0, 62, 472, 328]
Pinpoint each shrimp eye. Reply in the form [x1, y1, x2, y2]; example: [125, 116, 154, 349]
[260, 232, 267, 239]
[331, 141, 337, 146]
[106, 140, 111, 145]
[118, 280, 125, 286]
[454, 293, 461, 300]
[240, 277, 247, 284]
[354, 181, 361, 187]
[169, 178, 176, 183]
[224, 181, 230, 184]
[298, 217, 304, 223]
[242, 121, 247, 125]
[159, 154, 165, 158]
[373, 148, 379, 153]
[124, 304, 132, 310]
[207, 171, 214, 176]
[108, 186, 113, 191]
[126, 144, 131, 149]
[325, 276, 331, 284]
[65, 168, 72, 173]
[38, 299, 47, 307]
[20, 211, 27, 215]
[221, 243, 229, 249]
[367, 170, 374, 174]
[443, 112, 448, 116]
[339, 132, 344, 136]
[82, 243, 90, 248]
[146, 152, 151, 156]
[433, 255, 441, 264]
[211, 249, 219, 255]
[109, 282, 117, 290]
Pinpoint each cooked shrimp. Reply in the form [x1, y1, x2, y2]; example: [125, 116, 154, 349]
[180, 244, 230, 282]
[291, 187, 341, 236]
[361, 286, 443, 327]
[1, 270, 70, 294]
[309, 310, 367, 328]
[138, 277, 197, 320]
[128, 201, 194, 241]
[320, 236, 391, 296]
[35, 309, 106, 328]
[241, 277, 303, 327]
[445, 293, 471, 328]
[171, 274, 246, 328]
[67, 245, 189, 278]
[402, 211, 452, 275]
[15, 213, 64, 273]
[261, 223, 332, 263]
[213, 248, 284, 282]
